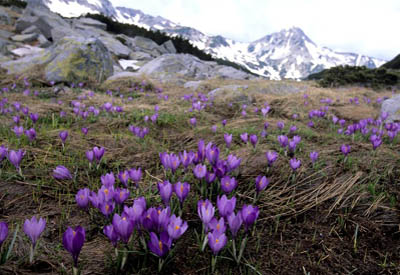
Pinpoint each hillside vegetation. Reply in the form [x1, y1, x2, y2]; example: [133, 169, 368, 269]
[307, 65, 400, 88]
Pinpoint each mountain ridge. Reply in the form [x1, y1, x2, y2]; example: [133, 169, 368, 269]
[29, 0, 386, 79]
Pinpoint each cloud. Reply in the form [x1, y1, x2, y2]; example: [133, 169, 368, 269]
[110, 0, 400, 60]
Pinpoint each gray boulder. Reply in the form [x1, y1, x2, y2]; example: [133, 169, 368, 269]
[0, 7, 11, 25]
[0, 37, 10, 55]
[37, 34, 51, 48]
[129, 51, 153, 61]
[162, 40, 177, 54]
[0, 29, 13, 39]
[21, 25, 42, 35]
[130, 36, 166, 57]
[184, 80, 203, 91]
[214, 66, 253, 80]
[2, 36, 113, 84]
[381, 94, 400, 122]
[16, 6, 78, 41]
[11, 33, 39, 43]
[106, 71, 142, 82]
[97, 36, 131, 58]
[208, 85, 254, 105]
[44, 37, 114, 83]
[139, 54, 214, 80]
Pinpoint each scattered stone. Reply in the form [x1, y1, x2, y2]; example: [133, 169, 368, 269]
[381, 94, 400, 122]
[11, 33, 39, 43]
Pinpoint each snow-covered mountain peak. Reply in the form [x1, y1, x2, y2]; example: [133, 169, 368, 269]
[30, 0, 386, 79]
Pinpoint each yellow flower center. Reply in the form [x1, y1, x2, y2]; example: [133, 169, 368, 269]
[215, 239, 219, 243]
[180, 185, 184, 193]
[105, 205, 109, 211]
[175, 225, 180, 230]
[104, 189, 109, 195]
[158, 241, 163, 251]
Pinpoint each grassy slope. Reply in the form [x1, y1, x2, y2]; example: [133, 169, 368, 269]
[0, 77, 399, 274]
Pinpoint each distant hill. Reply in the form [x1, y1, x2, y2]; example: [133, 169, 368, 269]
[307, 65, 399, 88]
[382, 54, 400, 70]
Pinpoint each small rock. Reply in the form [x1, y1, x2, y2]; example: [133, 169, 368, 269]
[11, 33, 39, 43]
[381, 94, 400, 122]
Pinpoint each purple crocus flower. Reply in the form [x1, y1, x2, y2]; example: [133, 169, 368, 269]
[221, 175, 238, 193]
[224, 133, 232, 148]
[255, 175, 269, 193]
[288, 140, 297, 152]
[217, 195, 236, 218]
[30, 113, 39, 123]
[277, 121, 285, 130]
[25, 128, 36, 142]
[167, 215, 188, 240]
[289, 125, 297, 133]
[310, 151, 319, 163]
[158, 181, 173, 206]
[101, 173, 115, 187]
[7, 149, 25, 170]
[226, 154, 241, 172]
[240, 205, 259, 231]
[0, 222, 8, 247]
[197, 199, 215, 226]
[12, 125, 23, 138]
[179, 151, 193, 169]
[240, 133, 248, 144]
[193, 164, 207, 179]
[112, 213, 134, 243]
[123, 197, 146, 223]
[53, 165, 72, 180]
[340, 144, 351, 156]
[81, 127, 88, 135]
[227, 212, 242, 237]
[93, 146, 105, 162]
[189, 117, 197, 127]
[118, 170, 130, 187]
[13, 116, 20, 125]
[129, 168, 142, 186]
[103, 224, 119, 247]
[85, 150, 94, 163]
[206, 144, 219, 165]
[148, 231, 171, 258]
[277, 135, 288, 147]
[75, 188, 90, 209]
[208, 231, 227, 255]
[63, 226, 85, 267]
[100, 201, 115, 217]
[290, 158, 301, 171]
[371, 136, 382, 150]
[23, 216, 46, 247]
[59, 130, 68, 144]
[103, 102, 113, 112]
[113, 188, 130, 205]
[211, 125, 217, 133]
[174, 182, 190, 204]
[307, 121, 314, 128]
[0, 145, 7, 162]
[265, 151, 278, 167]
[250, 134, 258, 148]
[222, 119, 227, 127]
[209, 217, 226, 236]
[205, 171, 216, 183]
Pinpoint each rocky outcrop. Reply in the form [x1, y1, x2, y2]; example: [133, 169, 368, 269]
[138, 54, 253, 81]
[97, 36, 131, 58]
[0, 7, 11, 25]
[1, 36, 113, 84]
[208, 85, 254, 105]
[382, 95, 400, 122]
[11, 33, 39, 43]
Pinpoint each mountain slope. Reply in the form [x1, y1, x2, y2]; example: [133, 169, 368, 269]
[33, 0, 386, 79]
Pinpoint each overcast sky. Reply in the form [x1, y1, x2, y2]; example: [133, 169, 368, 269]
[111, 0, 399, 61]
